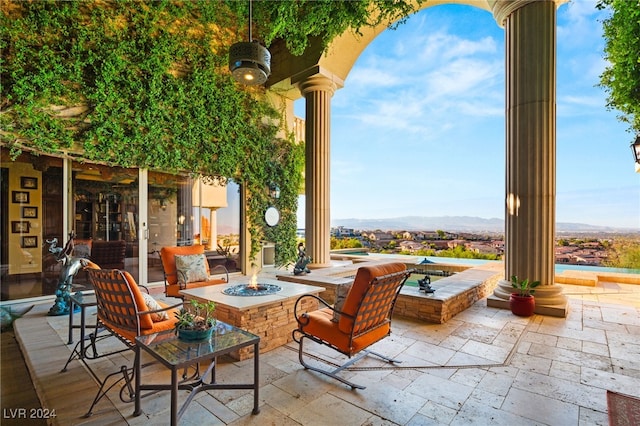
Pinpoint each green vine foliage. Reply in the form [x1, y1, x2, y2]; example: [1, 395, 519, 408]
[0, 0, 303, 264]
[1, 0, 418, 264]
[226, 0, 422, 56]
[596, 0, 640, 133]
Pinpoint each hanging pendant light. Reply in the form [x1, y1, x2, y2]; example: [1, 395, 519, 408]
[229, 0, 271, 86]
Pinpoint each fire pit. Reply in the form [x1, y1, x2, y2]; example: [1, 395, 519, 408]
[222, 283, 282, 297]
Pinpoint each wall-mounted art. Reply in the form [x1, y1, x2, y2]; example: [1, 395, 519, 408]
[12, 191, 29, 203]
[21, 236, 38, 248]
[20, 176, 38, 189]
[11, 221, 30, 233]
[21, 206, 38, 219]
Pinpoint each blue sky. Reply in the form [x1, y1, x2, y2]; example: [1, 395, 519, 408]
[295, 1, 640, 230]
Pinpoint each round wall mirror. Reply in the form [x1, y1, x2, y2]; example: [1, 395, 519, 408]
[265, 206, 280, 226]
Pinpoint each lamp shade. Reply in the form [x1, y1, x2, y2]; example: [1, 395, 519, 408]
[229, 41, 271, 86]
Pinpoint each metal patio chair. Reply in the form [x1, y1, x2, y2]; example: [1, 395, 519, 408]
[81, 267, 181, 417]
[160, 245, 228, 298]
[292, 262, 413, 389]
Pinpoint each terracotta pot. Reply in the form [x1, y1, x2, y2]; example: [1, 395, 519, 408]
[509, 294, 536, 317]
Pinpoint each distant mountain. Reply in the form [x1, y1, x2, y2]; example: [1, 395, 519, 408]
[331, 216, 638, 234]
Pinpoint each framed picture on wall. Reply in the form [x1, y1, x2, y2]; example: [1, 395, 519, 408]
[11, 221, 30, 233]
[21, 236, 38, 248]
[21, 206, 38, 218]
[20, 176, 38, 189]
[12, 191, 30, 203]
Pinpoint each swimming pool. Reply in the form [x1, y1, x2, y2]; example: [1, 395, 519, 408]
[336, 252, 640, 275]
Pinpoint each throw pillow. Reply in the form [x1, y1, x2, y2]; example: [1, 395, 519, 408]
[332, 282, 353, 323]
[141, 292, 169, 322]
[175, 253, 209, 284]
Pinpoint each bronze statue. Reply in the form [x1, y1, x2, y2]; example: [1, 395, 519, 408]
[293, 242, 312, 275]
[418, 274, 435, 293]
[47, 233, 90, 316]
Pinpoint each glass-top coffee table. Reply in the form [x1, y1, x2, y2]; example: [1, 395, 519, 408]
[134, 321, 260, 425]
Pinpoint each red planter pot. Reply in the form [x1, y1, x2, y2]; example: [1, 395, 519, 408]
[509, 294, 536, 317]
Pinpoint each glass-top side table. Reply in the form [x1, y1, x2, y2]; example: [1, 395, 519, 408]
[134, 321, 260, 425]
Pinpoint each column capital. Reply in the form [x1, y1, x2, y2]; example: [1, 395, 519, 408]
[292, 66, 343, 96]
[489, 0, 568, 27]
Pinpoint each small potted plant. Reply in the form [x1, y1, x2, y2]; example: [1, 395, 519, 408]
[510, 275, 540, 316]
[174, 299, 216, 341]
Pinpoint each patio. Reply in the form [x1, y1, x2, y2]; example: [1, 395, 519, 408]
[4, 266, 640, 425]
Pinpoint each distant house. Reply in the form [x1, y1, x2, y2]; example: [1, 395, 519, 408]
[367, 231, 394, 242]
[331, 226, 355, 237]
[448, 239, 465, 249]
[466, 243, 500, 255]
[399, 241, 424, 253]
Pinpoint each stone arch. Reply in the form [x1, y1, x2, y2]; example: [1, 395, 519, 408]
[270, 0, 569, 317]
[268, 0, 492, 94]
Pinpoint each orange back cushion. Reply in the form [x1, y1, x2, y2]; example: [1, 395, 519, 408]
[338, 262, 406, 334]
[160, 245, 209, 285]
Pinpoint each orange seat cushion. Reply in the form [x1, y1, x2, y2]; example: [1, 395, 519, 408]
[165, 278, 226, 298]
[300, 308, 390, 356]
[109, 298, 179, 343]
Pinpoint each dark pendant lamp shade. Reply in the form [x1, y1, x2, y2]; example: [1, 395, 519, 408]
[229, 41, 271, 85]
[229, 0, 271, 86]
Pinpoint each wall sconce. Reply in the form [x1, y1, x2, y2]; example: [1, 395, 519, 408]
[631, 135, 640, 165]
[160, 199, 167, 210]
[269, 183, 280, 199]
[506, 193, 520, 216]
[178, 214, 185, 225]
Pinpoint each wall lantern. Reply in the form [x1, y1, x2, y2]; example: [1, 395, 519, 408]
[631, 135, 640, 164]
[269, 183, 280, 199]
[228, 0, 271, 86]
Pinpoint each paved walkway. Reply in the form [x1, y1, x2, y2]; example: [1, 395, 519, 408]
[10, 274, 640, 425]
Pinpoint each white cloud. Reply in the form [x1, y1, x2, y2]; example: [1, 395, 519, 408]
[557, 0, 604, 48]
[346, 67, 401, 89]
[424, 57, 502, 97]
[342, 27, 504, 133]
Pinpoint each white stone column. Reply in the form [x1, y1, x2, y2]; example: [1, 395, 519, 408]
[487, 0, 568, 317]
[294, 71, 340, 268]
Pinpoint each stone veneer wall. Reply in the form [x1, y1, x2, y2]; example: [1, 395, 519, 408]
[393, 270, 502, 324]
[214, 295, 319, 360]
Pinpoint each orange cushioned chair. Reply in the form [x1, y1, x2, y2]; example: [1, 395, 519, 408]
[83, 266, 181, 417]
[160, 245, 228, 298]
[292, 262, 413, 389]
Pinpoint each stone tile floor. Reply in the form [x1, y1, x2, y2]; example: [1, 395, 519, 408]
[9, 276, 640, 425]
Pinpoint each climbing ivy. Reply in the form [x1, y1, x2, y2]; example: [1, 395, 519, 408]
[227, 0, 421, 55]
[0, 0, 419, 264]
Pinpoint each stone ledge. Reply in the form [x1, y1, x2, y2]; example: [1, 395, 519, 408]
[279, 261, 504, 324]
[394, 267, 502, 324]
